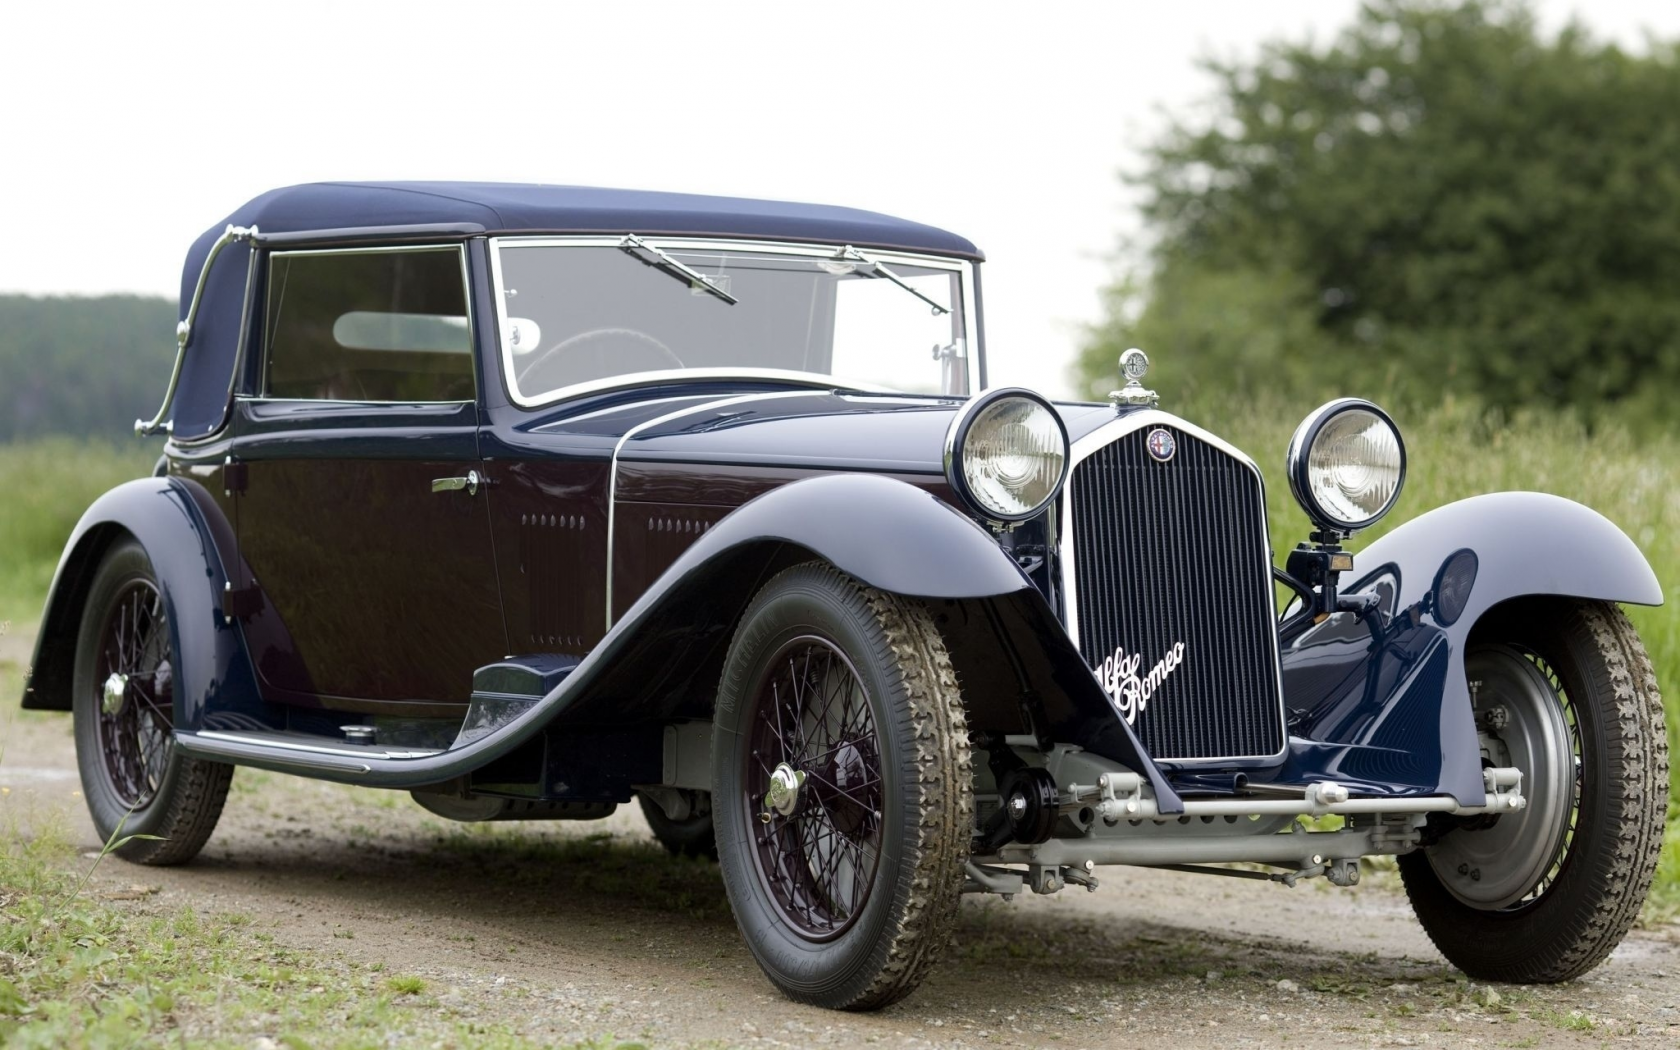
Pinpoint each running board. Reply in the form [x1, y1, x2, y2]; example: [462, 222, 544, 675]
[176, 655, 582, 784]
[180, 730, 443, 776]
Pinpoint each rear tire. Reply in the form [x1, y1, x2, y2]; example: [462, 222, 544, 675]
[1399, 599, 1667, 982]
[712, 563, 972, 1010]
[71, 538, 232, 866]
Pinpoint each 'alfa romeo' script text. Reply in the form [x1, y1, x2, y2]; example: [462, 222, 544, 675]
[1094, 642, 1187, 724]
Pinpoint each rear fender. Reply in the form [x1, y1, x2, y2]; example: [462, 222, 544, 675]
[22, 476, 262, 730]
[1280, 492, 1661, 805]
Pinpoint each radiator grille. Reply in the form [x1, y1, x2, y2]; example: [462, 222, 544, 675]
[1066, 423, 1285, 762]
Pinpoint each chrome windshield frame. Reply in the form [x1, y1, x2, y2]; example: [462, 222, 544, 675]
[487, 235, 979, 410]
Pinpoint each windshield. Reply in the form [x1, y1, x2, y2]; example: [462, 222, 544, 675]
[492, 238, 972, 404]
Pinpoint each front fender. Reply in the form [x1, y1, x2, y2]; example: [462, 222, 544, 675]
[1280, 491, 1661, 805]
[1361, 491, 1661, 615]
[639, 471, 1034, 605]
[567, 474, 1042, 728]
[22, 476, 261, 730]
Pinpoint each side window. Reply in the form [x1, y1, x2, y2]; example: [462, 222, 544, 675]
[263, 248, 474, 402]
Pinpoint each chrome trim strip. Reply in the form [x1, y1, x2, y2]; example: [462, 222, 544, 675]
[604, 390, 800, 631]
[254, 222, 485, 247]
[236, 396, 475, 408]
[265, 243, 474, 258]
[488, 235, 977, 410]
[502, 367, 900, 404]
[168, 236, 265, 449]
[192, 729, 441, 761]
[136, 224, 259, 437]
[1058, 408, 1289, 766]
[541, 393, 717, 427]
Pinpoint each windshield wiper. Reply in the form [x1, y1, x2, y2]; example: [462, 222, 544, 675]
[832, 245, 950, 316]
[618, 234, 739, 306]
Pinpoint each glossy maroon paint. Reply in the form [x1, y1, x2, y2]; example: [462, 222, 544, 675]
[483, 458, 610, 656]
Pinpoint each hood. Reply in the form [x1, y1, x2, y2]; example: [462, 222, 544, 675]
[575, 388, 1122, 474]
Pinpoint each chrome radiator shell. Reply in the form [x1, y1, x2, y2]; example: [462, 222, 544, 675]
[1058, 410, 1288, 764]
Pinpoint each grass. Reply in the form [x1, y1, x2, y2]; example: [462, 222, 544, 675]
[1, 410, 1676, 913]
[0, 438, 155, 627]
[0, 819, 655, 1048]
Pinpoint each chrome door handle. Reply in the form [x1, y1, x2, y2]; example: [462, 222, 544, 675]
[431, 470, 480, 496]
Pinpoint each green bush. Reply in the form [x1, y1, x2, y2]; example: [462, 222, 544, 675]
[1079, 0, 1680, 430]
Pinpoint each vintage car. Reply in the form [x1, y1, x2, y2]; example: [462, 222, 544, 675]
[23, 182, 1667, 1010]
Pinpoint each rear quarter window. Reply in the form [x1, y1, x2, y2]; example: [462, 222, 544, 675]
[263, 248, 474, 402]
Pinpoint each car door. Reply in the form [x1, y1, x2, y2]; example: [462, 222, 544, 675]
[229, 244, 507, 714]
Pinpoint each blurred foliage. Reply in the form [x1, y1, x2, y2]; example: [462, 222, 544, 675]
[0, 440, 155, 625]
[1078, 0, 1680, 427]
[0, 295, 176, 442]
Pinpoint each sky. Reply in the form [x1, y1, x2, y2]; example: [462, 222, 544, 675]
[3, 1, 1676, 399]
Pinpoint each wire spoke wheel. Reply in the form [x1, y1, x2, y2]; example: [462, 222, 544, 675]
[72, 538, 233, 866]
[713, 563, 971, 1009]
[745, 637, 885, 941]
[92, 578, 175, 810]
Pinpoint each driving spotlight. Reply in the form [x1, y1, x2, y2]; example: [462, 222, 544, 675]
[944, 388, 1070, 525]
[1286, 398, 1406, 537]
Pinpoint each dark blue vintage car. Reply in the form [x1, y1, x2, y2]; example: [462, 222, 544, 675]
[23, 182, 1667, 1009]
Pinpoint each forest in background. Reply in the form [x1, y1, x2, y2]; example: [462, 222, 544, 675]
[0, 294, 176, 443]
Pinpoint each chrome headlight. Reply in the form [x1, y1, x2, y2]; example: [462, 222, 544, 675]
[1286, 398, 1407, 536]
[944, 388, 1070, 524]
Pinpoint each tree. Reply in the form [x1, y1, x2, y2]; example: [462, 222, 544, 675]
[0, 295, 176, 442]
[1078, 0, 1680, 425]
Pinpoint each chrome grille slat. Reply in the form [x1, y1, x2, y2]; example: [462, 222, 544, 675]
[1065, 421, 1285, 762]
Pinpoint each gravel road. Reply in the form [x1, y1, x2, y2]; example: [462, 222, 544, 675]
[3, 625, 1678, 1048]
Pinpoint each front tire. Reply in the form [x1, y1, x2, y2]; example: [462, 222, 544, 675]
[71, 538, 233, 866]
[712, 563, 972, 1010]
[1399, 599, 1668, 982]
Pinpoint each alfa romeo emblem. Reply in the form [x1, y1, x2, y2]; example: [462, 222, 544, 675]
[1146, 428, 1176, 462]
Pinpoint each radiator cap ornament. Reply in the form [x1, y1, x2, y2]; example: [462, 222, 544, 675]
[1109, 348, 1159, 409]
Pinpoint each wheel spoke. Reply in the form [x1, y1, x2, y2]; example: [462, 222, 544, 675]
[804, 770, 881, 810]
[743, 634, 883, 941]
[93, 579, 173, 810]
[128, 684, 174, 729]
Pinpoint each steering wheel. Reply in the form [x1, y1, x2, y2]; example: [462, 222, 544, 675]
[516, 327, 684, 388]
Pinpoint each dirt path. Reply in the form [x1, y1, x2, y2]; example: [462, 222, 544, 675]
[4, 656, 1679, 1047]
